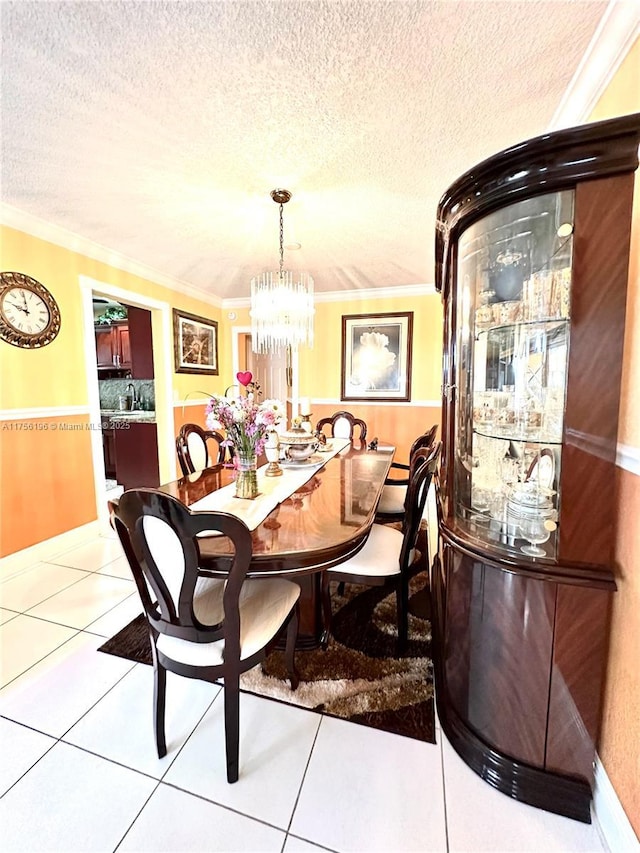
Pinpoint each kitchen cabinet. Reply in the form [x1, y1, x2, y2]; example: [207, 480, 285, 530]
[113, 421, 159, 490]
[95, 323, 131, 370]
[432, 114, 640, 822]
[126, 306, 154, 378]
[95, 307, 153, 378]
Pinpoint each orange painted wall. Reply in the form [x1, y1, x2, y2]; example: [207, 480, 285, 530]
[587, 38, 640, 837]
[0, 415, 96, 549]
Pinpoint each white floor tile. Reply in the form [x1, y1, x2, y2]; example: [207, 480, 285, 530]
[47, 537, 124, 571]
[0, 741, 157, 852]
[25, 571, 134, 629]
[0, 562, 90, 612]
[0, 608, 19, 625]
[0, 718, 56, 796]
[64, 665, 219, 778]
[0, 614, 77, 688]
[119, 781, 286, 852]
[284, 835, 337, 853]
[291, 716, 447, 852]
[164, 691, 321, 829]
[84, 592, 142, 638]
[96, 554, 133, 580]
[442, 736, 607, 852]
[0, 632, 134, 737]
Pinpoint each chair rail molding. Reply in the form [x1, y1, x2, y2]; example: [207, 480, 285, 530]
[0, 406, 90, 420]
[616, 442, 640, 477]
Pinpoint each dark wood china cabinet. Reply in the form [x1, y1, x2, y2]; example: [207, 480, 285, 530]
[432, 113, 640, 822]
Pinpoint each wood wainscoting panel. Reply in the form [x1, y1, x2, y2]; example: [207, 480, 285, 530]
[0, 414, 97, 556]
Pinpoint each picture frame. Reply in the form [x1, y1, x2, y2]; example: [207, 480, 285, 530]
[341, 311, 413, 402]
[173, 309, 219, 375]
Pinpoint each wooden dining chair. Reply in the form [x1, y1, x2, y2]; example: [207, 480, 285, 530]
[315, 411, 367, 442]
[112, 488, 300, 783]
[375, 425, 438, 523]
[176, 423, 230, 475]
[322, 442, 441, 652]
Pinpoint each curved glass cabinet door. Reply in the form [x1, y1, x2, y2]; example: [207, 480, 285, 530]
[453, 190, 574, 560]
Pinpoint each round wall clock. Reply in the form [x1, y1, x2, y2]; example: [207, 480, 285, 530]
[0, 271, 62, 349]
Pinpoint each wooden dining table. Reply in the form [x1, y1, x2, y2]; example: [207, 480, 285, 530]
[157, 439, 395, 647]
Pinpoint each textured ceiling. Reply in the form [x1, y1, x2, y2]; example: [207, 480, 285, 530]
[0, 0, 611, 300]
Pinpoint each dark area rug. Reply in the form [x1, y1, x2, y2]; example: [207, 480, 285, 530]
[98, 572, 435, 744]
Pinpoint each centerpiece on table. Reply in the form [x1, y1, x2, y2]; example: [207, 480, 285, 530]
[205, 372, 284, 499]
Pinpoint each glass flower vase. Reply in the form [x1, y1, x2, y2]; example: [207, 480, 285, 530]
[235, 450, 258, 500]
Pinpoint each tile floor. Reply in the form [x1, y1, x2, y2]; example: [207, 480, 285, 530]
[0, 531, 609, 852]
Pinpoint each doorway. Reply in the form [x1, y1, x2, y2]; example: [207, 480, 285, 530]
[231, 327, 299, 417]
[92, 297, 157, 502]
[80, 275, 174, 535]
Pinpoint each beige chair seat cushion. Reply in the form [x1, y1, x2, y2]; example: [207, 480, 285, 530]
[328, 523, 417, 578]
[156, 577, 299, 667]
[377, 483, 407, 516]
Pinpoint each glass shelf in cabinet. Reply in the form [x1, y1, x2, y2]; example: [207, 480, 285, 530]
[475, 316, 570, 337]
[455, 512, 558, 561]
[473, 427, 562, 445]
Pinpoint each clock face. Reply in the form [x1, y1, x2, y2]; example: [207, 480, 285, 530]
[0, 272, 61, 348]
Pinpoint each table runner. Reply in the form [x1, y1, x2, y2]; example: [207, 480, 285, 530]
[189, 437, 351, 530]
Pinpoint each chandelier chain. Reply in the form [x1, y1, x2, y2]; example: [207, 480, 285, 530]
[279, 203, 285, 279]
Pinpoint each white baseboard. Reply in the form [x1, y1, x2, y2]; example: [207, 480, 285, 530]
[593, 754, 639, 852]
[0, 521, 101, 580]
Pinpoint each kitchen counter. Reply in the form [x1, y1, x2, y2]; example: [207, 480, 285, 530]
[101, 409, 157, 424]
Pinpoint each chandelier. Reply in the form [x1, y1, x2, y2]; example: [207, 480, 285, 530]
[251, 189, 314, 354]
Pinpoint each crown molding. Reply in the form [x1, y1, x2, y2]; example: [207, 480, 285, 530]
[223, 282, 437, 309]
[2, 201, 434, 308]
[0, 203, 222, 309]
[547, 0, 640, 131]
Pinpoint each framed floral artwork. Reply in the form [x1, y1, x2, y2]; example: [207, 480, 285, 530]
[173, 309, 219, 375]
[341, 312, 413, 402]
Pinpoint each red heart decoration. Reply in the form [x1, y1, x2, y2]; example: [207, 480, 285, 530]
[236, 371, 253, 387]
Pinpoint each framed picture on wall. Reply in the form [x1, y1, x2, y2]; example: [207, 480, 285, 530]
[341, 311, 413, 402]
[173, 309, 219, 375]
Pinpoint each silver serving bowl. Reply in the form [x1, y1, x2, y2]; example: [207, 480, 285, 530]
[279, 430, 318, 461]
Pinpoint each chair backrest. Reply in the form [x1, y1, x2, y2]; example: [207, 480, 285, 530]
[113, 489, 252, 658]
[176, 423, 227, 475]
[399, 442, 442, 572]
[316, 411, 367, 441]
[409, 424, 438, 460]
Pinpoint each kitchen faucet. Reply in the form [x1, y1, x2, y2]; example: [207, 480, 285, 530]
[125, 383, 138, 410]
